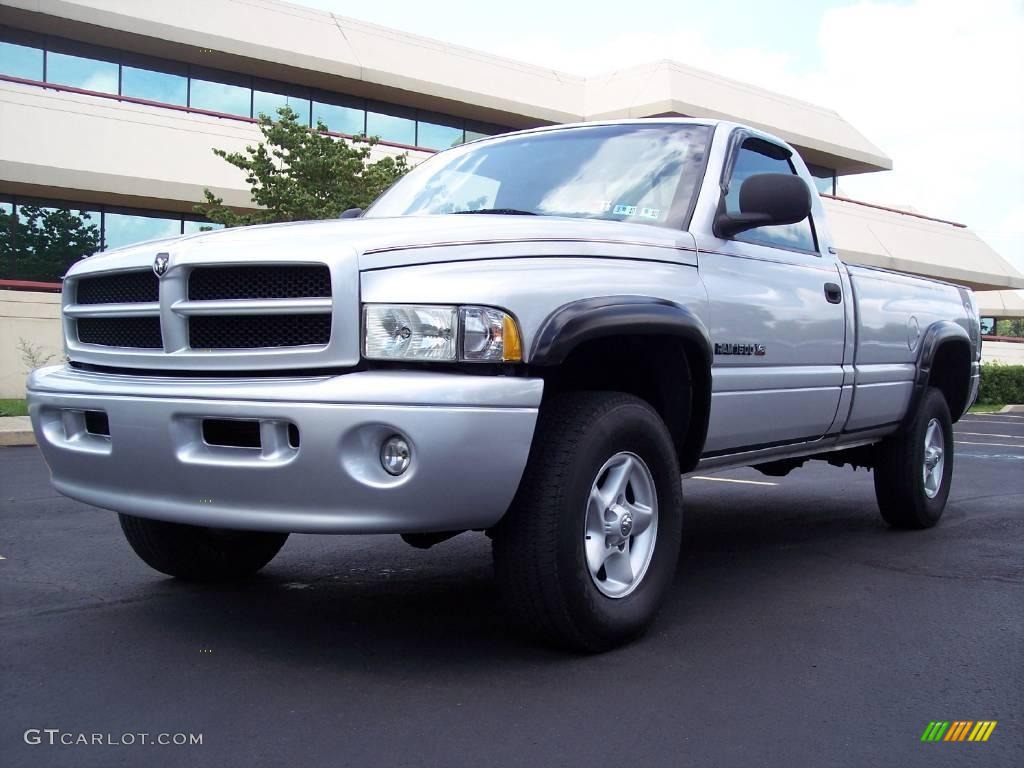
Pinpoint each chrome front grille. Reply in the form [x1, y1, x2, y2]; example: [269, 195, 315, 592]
[63, 256, 353, 371]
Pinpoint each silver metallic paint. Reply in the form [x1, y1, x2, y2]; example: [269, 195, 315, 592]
[28, 366, 541, 533]
[31, 119, 981, 532]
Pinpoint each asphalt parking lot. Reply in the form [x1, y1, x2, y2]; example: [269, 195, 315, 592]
[1, 412, 1021, 767]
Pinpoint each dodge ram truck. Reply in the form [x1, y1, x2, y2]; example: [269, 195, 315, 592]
[27, 119, 982, 651]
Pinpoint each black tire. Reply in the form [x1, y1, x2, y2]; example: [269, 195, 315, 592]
[118, 514, 288, 581]
[492, 392, 684, 652]
[873, 387, 954, 529]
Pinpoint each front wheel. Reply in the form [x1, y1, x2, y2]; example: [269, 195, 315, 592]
[873, 386, 954, 529]
[492, 392, 683, 652]
[119, 514, 289, 581]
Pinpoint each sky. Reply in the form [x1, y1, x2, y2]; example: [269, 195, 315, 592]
[295, 0, 1023, 270]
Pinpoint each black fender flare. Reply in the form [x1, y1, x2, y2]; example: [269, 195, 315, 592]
[904, 320, 972, 425]
[529, 296, 712, 471]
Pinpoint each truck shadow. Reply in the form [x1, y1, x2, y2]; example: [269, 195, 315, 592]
[123, 471, 927, 671]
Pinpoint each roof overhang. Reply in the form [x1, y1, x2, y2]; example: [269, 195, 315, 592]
[823, 197, 1024, 292]
[0, 0, 891, 173]
[976, 290, 1024, 318]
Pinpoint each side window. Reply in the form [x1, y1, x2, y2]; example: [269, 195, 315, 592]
[725, 141, 817, 253]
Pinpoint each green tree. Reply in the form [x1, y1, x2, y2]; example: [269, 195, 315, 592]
[196, 106, 410, 226]
[0, 205, 101, 282]
[995, 318, 1024, 338]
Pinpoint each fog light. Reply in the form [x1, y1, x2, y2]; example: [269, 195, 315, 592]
[380, 435, 411, 476]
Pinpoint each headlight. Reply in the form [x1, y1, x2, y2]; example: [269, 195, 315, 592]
[363, 304, 522, 362]
[460, 306, 523, 362]
[363, 305, 458, 360]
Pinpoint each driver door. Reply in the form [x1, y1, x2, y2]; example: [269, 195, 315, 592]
[694, 136, 847, 455]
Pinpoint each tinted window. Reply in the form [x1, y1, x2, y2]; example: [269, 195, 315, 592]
[1, 204, 101, 281]
[183, 220, 224, 235]
[465, 120, 503, 144]
[189, 77, 251, 117]
[726, 142, 816, 252]
[0, 40, 43, 80]
[121, 65, 187, 105]
[253, 89, 310, 123]
[103, 212, 181, 251]
[0, 200, 12, 281]
[313, 100, 364, 134]
[366, 110, 416, 145]
[417, 120, 464, 150]
[46, 51, 118, 93]
[806, 163, 837, 195]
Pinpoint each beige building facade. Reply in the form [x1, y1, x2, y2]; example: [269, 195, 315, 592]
[1, 0, 1022, 396]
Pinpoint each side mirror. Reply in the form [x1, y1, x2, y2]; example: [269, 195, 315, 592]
[339, 208, 363, 219]
[713, 173, 811, 239]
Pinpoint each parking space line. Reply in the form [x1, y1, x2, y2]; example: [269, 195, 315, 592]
[961, 421, 1024, 427]
[955, 432, 1024, 440]
[956, 440, 1024, 449]
[689, 476, 778, 486]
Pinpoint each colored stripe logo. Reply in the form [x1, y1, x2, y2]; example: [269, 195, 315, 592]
[921, 721, 997, 742]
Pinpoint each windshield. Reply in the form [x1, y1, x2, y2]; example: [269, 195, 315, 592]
[365, 123, 712, 229]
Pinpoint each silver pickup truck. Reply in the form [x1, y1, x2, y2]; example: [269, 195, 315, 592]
[28, 119, 981, 650]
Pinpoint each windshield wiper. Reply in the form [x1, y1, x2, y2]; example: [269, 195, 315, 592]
[452, 208, 538, 216]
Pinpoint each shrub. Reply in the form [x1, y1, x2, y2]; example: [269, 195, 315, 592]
[977, 362, 1024, 405]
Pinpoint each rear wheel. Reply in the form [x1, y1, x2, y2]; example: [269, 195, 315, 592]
[492, 392, 683, 652]
[119, 514, 288, 581]
[873, 387, 954, 529]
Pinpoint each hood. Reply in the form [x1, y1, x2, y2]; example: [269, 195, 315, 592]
[78, 215, 696, 274]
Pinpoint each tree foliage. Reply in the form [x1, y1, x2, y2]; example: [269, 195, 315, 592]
[0, 205, 101, 282]
[196, 106, 410, 226]
[978, 362, 1024, 405]
[994, 318, 1024, 338]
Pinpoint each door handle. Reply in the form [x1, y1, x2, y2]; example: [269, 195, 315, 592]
[824, 282, 842, 304]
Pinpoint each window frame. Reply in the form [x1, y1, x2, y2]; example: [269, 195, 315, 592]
[0, 25, 516, 152]
[43, 37, 120, 94]
[365, 100, 418, 146]
[311, 91, 367, 135]
[0, 26, 45, 81]
[187, 64, 253, 117]
[0, 194, 223, 282]
[718, 131, 821, 257]
[119, 50, 189, 106]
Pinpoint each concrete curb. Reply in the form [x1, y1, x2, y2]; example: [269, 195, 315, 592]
[999, 405, 1024, 414]
[0, 416, 35, 447]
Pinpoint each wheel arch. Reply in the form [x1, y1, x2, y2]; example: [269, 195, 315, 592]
[529, 296, 712, 472]
[909, 320, 973, 423]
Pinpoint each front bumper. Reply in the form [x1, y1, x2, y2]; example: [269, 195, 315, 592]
[27, 365, 542, 534]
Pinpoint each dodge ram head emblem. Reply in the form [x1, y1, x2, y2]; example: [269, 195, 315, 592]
[153, 252, 169, 277]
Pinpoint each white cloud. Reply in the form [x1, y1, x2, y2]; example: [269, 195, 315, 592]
[812, 0, 1024, 270]
[298, 0, 1023, 269]
[487, 1, 1024, 270]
